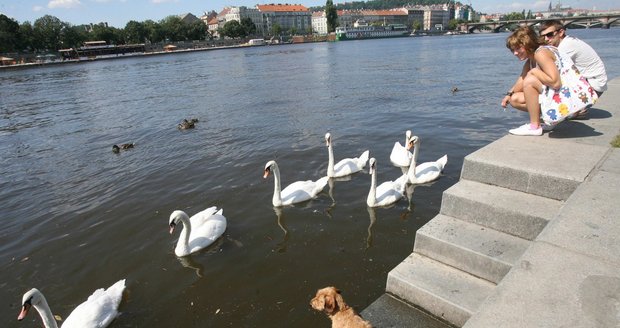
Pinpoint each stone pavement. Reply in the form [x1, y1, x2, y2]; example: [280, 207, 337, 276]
[362, 77, 620, 327]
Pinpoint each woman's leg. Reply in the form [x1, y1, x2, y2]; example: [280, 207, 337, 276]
[522, 73, 543, 127]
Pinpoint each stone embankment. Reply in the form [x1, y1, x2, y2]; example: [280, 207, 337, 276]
[362, 77, 620, 328]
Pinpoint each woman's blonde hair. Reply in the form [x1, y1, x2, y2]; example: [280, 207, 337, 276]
[506, 26, 541, 55]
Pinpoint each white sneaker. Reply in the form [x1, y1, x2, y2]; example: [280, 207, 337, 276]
[509, 123, 542, 136]
[541, 122, 557, 131]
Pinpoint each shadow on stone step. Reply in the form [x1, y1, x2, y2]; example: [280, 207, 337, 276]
[362, 293, 456, 328]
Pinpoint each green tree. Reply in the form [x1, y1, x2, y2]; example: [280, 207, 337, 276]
[240, 17, 256, 36]
[222, 20, 244, 39]
[90, 23, 121, 44]
[19, 21, 35, 51]
[411, 20, 422, 31]
[325, 0, 338, 33]
[160, 16, 185, 41]
[143, 20, 164, 43]
[33, 15, 64, 51]
[186, 20, 207, 40]
[60, 24, 88, 48]
[448, 19, 459, 31]
[0, 14, 20, 52]
[271, 23, 282, 36]
[124, 20, 147, 43]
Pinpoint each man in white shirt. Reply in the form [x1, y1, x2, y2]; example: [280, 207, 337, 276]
[539, 20, 607, 118]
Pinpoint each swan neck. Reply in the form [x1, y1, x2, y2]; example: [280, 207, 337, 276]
[327, 142, 335, 177]
[271, 165, 282, 206]
[33, 297, 58, 328]
[176, 215, 191, 255]
[367, 168, 377, 206]
[407, 141, 420, 182]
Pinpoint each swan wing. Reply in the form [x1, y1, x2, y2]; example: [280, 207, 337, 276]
[413, 155, 447, 184]
[189, 206, 218, 226]
[374, 180, 404, 206]
[188, 213, 227, 253]
[332, 150, 369, 177]
[281, 177, 327, 205]
[390, 142, 412, 167]
[61, 279, 125, 328]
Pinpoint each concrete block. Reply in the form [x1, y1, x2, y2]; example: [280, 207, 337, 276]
[537, 171, 620, 265]
[440, 180, 562, 240]
[460, 136, 608, 200]
[464, 242, 620, 328]
[361, 293, 452, 328]
[387, 253, 495, 327]
[415, 214, 530, 284]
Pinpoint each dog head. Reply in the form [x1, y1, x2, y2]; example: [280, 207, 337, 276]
[310, 286, 346, 315]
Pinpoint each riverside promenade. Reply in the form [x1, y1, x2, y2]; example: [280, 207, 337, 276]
[362, 76, 620, 327]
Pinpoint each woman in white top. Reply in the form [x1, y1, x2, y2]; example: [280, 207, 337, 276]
[501, 26, 562, 136]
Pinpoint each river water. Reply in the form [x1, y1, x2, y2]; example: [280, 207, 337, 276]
[1, 28, 619, 327]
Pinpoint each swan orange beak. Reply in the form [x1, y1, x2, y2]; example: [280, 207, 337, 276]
[169, 223, 176, 234]
[17, 302, 30, 321]
[263, 169, 270, 179]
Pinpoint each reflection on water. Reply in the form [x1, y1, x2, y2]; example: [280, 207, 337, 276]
[272, 206, 289, 253]
[1, 28, 618, 327]
[366, 207, 377, 250]
[177, 254, 205, 278]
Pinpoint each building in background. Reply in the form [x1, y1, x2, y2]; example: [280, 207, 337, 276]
[257, 4, 311, 35]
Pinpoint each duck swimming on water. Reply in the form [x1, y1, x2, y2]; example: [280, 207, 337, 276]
[112, 143, 134, 153]
[178, 118, 199, 130]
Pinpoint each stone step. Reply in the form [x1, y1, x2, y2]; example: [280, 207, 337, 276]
[386, 253, 495, 327]
[415, 214, 530, 284]
[441, 179, 563, 240]
[361, 293, 452, 328]
[460, 136, 607, 201]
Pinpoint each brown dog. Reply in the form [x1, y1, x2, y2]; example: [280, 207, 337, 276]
[310, 286, 372, 328]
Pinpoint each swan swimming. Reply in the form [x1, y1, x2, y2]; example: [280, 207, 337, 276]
[389, 130, 414, 169]
[366, 158, 407, 207]
[263, 160, 328, 207]
[325, 132, 369, 178]
[17, 279, 126, 328]
[169, 207, 227, 257]
[405, 135, 448, 184]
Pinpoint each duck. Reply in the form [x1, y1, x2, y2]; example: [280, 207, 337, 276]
[366, 157, 407, 208]
[389, 130, 414, 170]
[451, 86, 459, 94]
[17, 279, 126, 328]
[405, 135, 448, 184]
[168, 207, 227, 257]
[325, 132, 369, 178]
[263, 160, 328, 207]
[112, 143, 134, 153]
[178, 118, 199, 130]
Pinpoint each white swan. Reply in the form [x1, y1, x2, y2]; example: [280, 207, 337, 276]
[169, 207, 227, 257]
[367, 157, 407, 207]
[17, 279, 126, 328]
[405, 135, 448, 184]
[325, 132, 369, 178]
[263, 160, 328, 207]
[390, 130, 414, 169]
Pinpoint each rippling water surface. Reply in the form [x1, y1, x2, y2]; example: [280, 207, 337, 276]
[1, 28, 618, 327]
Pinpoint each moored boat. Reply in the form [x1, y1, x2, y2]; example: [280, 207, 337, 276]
[335, 20, 409, 41]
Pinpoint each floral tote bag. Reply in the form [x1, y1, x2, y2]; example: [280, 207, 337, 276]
[538, 46, 598, 125]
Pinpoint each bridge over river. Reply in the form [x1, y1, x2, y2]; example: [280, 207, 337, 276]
[460, 14, 620, 33]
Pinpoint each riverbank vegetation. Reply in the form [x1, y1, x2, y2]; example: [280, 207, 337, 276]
[0, 13, 210, 54]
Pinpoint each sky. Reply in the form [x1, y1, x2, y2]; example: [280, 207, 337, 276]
[0, 0, 618, 28]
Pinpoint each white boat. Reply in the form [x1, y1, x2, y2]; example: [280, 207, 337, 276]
[335, 20, 409, 41]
